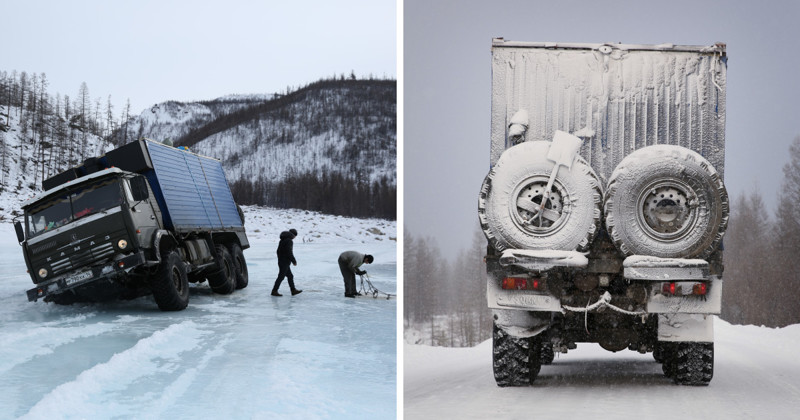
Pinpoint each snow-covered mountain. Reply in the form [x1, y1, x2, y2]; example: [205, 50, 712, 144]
[114, 79, 397, 218]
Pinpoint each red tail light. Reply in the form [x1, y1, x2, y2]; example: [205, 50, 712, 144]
[662, 282, 677, 295]
[693, 282, 708, 295]
[502, 277, 542, 291]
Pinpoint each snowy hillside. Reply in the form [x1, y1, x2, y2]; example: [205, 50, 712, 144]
[119, 94, 275, 145]
[0, 206, 396, 419]
[0, 104, 113, 221]
[405, 318, 800, 419]
[116, 79, 396, 189]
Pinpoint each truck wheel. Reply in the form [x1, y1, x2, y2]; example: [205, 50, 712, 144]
[493, 322, 542, 386]
[151, 250, 189, 311]
[228, 243, 249, 289]
[653, 343, 665, 363]
[540, 343, 555, 365]
[604, 145, 728, 259]
[207, 245, 236, 294]
[673, 342, 714, 385]
[479, 141, 603, 252]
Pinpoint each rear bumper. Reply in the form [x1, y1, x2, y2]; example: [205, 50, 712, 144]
[27, 252, 146, 302]
[488, 253, 722, 315]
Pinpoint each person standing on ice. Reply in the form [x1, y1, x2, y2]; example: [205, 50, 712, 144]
[271, 229, 302, 296]
[338, 251, 373, 298]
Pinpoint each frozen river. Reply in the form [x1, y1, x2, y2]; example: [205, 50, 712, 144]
[0, 213, 397, 420]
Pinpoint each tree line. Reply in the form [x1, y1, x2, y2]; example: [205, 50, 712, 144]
[404, 224, 492, 347]
[405, 136, 800, 347]
[230, 171, 396, 220]
[0, 71, 122, 194]
[2, 70, 396, 222]
[720, 135, 800, 327]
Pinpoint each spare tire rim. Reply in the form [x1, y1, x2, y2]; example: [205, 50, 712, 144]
[510, 175, 567, 234]
[637, 180, 697, 241]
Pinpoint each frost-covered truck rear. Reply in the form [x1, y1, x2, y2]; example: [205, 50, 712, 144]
[15, 138, 249, 311]
[479, 39, 728, 385]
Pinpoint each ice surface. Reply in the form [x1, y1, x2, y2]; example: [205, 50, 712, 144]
[405, 318, 800, 419]
[0, 207, 396, 419]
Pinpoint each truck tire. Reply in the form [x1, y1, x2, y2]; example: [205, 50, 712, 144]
[228, 243, 249, 289]
[207, 245, 236, 295]
[604, 145, 728, 258]
[493, 322, 542, 386]
[540, 343, 555, 365]
[151, 250, 189, 311]
[673, 342, 714, 385]
[479, 141, 603, 252]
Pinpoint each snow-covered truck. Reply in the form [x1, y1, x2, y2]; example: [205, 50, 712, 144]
[14, 138, 249, 311]
[479, 39, 728, 385]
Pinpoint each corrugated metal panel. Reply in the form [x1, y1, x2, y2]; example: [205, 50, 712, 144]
[490, 41, 727, 180]
[145, 141, 242, 231]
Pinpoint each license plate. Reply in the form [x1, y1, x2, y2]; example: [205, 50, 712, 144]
[65, 270, 93, 286]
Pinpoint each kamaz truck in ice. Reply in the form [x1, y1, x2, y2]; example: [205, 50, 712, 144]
[15, 138, 249, 311]
[479, 39, 728, 385]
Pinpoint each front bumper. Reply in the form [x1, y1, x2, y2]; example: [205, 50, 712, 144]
[27, 252, 146, 302]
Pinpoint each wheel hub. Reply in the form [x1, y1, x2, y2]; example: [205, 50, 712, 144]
[511, 177, 566, 232]
[638, 183, 695, 239]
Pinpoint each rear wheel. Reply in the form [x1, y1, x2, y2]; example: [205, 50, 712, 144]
[673, 342, 714, 385]
[493, 322, 542, 386]
[151, 250, 189, 311]
[228, 243, 248, 289]
[207, 245, 236, 294]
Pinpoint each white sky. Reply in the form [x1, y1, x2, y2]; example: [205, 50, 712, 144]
[3, 0, 396, 116]
[404, 0, 800, 260]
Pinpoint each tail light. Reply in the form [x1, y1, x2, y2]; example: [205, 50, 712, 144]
[502, 277, 543, 291]
[661, 281, 708, 296]
[692, 282, 708, 295]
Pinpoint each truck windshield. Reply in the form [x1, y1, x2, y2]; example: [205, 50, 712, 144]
[27, 179, 123, 238]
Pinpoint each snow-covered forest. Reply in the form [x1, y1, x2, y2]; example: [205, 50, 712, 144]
[0, 72, 396, 221]
[404, 135, 800, 346]
[113, 78, 397, 220]
[0, 71, 115, 216]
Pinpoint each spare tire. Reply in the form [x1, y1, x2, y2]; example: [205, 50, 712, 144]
[604, 145, 728, 259]
[479, 141, 603, 252]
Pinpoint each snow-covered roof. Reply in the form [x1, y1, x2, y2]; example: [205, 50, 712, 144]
[491, 38, 726, 54]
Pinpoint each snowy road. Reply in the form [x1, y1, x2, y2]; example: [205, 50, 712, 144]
[0, 212, 396, 420]
[405, 319, 800, 419]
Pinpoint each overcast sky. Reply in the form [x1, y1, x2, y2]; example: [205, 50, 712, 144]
[404, 0, 800, 260]
[4, 0, 396, 116]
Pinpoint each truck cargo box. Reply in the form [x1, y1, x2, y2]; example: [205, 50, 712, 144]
[106, 139, 243, 233]
[490, 39, 727, 181]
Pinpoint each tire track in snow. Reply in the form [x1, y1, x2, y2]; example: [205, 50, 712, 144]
[20, 320, 209, 420]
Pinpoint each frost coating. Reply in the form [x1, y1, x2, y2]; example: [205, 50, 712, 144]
[479, 141, 603, 252]
[490, 44, 726, 181]
[604, 144, 728, 259]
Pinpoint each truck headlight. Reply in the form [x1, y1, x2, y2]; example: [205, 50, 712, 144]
[38, 268, 48, 278]
[117, 239, 128, 250]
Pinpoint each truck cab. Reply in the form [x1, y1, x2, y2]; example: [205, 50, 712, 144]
[16, 139, 249, 311]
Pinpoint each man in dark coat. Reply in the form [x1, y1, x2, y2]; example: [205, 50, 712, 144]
[272, 228, 302, 296]
[338, 251, 374, 298]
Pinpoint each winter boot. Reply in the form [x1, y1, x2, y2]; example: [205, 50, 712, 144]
[271, 290, 282, 297]
[291, 289, 303, 296]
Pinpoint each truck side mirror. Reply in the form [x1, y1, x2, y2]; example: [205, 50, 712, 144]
[14, 221, 24, 243]
[130, 176, 150, 201]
